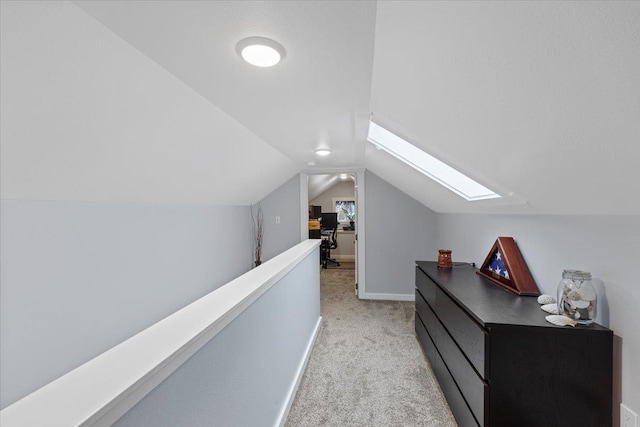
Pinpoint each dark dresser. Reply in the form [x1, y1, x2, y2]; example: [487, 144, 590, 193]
[415, 261, 612, 427]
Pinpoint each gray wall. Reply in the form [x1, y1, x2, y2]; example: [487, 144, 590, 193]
[258, 175, 302, 263]
[435, 213, 640, 414]
[116, 248, 321, 427]
[0, 1, 304, 410]
[364, 171, 438, 297]
[0, 200, 253, 408]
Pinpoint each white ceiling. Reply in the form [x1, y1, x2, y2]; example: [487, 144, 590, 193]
[307, 174, 340, 202]
[74, 0, 376, 170]
[1, 1, 297, 205]
[71, 1, 640, 214]
[369, 1, 640, 214]
[307, 174, 356, 201]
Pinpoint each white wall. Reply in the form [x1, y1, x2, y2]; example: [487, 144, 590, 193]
[435, 214, 640, 416]
[364, 171, 438, 298]
[115, 248, 320, 427]
[258, 175, 302, 263]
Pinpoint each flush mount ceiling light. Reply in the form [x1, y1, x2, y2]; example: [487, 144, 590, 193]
[367, 121, 500, 201]
[315, 148, 332, 157]
[236, 37, 286, 67]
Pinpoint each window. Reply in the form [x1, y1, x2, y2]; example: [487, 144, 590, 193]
[367, 121, 500, 201]
[333, 197, 355, 223]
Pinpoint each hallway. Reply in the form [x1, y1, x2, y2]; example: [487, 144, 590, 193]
[286, 268, 456, 426]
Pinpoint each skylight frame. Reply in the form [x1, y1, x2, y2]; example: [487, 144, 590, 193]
[367, 121, 501, 201]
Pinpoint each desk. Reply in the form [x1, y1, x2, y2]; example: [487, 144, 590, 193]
[330, 230, 355, 261]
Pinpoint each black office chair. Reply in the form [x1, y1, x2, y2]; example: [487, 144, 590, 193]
[321, 227, 340, 269]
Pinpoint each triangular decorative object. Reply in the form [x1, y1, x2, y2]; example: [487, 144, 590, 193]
[476, 237, 540, 296]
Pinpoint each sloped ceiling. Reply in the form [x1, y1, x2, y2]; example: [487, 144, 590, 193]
[54, 2, 640, 212]
[308, 175, 340, 202]
[369, 1, 640, 214]
[308, 174, 356, 201]
[74, 0, 376, 170]
[1, 1, 297, 205]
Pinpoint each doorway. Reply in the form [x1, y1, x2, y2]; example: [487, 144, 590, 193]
[301, 170, 365, 298]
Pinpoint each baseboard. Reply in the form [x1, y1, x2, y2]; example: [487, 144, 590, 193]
[333, 255, 355, 261]
[275, 316, 322, 427]
[360, 292, 415, 301]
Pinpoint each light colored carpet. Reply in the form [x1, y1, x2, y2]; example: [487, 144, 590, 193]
[285, 269, 456, 426]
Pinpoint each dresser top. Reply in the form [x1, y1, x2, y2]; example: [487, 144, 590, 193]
[416, 261, 611, 333]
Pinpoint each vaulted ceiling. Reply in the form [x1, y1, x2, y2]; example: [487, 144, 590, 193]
[68, 1, 640, 213]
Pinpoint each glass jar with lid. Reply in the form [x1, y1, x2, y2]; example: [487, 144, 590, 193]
[557, 270, 596, 324]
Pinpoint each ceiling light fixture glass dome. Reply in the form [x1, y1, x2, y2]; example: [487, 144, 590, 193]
[236, 37, 286, 67]
[315, 148, 332, 157]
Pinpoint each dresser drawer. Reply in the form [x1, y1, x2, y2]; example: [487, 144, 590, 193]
[416, 267, 436, 308]
[436, 319, 487, 425]
[436, 287, 486, 378]
[415, 312, 437, 365]
[415, 289, 437, 338]
[434, 351, 479, 427]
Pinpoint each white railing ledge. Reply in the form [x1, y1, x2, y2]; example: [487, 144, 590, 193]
[0, 239, 321, 427]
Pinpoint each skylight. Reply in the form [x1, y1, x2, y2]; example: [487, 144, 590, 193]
[367, 122, 500, 201]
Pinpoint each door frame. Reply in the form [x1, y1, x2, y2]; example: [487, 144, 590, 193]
[300, 168, 366, 299]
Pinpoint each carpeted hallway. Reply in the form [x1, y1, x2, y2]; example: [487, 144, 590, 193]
[286, 267, 456, 426]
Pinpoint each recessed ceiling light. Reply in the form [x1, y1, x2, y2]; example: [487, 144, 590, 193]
[236, 37, 286, 67]
[340, 174, 348, 180]
[315, 148, 332, 157]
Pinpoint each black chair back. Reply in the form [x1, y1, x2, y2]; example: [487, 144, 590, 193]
[330, 227, 338, 249]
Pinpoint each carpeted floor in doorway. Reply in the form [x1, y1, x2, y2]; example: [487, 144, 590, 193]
[285, 268, 456, 426]
[324, 261, 355, 270]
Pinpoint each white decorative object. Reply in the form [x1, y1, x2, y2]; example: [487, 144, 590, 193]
[537, 294, 556, 305]
[571, 299, 590, 309]
[545, 315, 577, 327]
[578, 286, 596, 301]
[540, 303, 559, 314]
